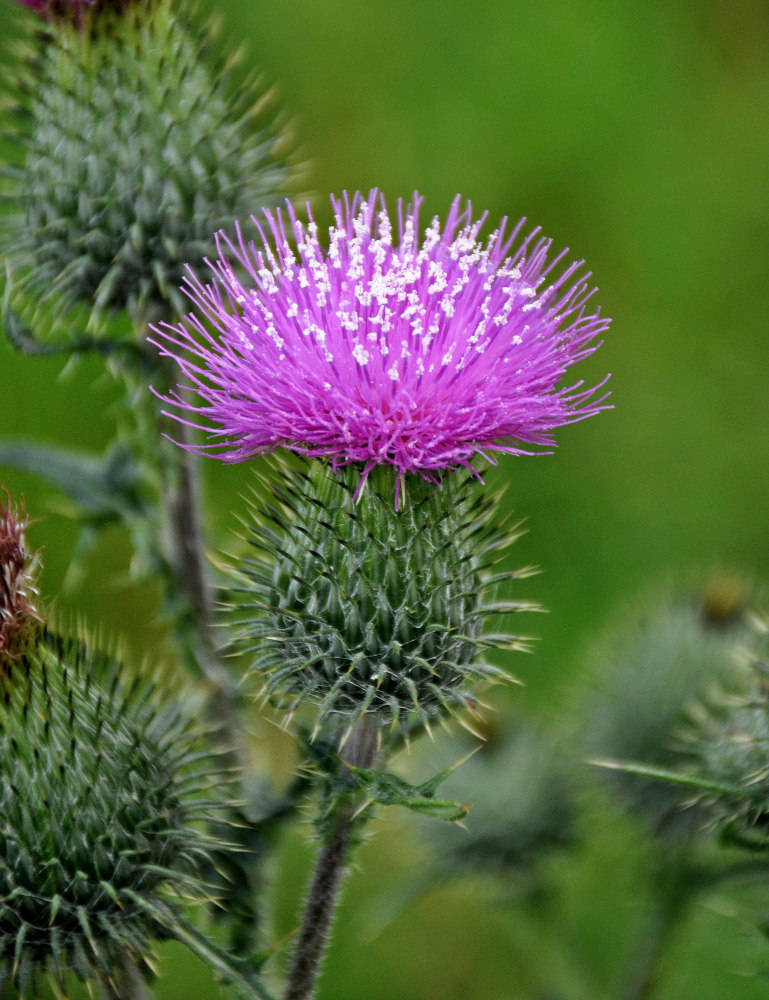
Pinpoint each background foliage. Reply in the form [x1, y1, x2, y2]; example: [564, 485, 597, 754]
[1, 0, 769, 997]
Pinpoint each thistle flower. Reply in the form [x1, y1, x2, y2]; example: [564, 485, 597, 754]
[153, 190, 610, 495]
[0, 490, 40, 667]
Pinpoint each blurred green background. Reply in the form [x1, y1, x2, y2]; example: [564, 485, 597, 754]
[2, 0, 769, 997]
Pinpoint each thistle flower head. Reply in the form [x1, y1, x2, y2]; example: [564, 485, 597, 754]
[0, 490, 40, 668]
[153, 191, 610, 495]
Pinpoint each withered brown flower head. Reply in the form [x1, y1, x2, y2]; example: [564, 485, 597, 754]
[0, 490, 41, 667]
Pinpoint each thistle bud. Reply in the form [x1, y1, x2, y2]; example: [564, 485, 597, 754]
[682, 612, 769, 849]
[0, 627, 221, 996]
[4, 0, 292, 328]
[582, 578, 755, 837]
[424, 718, 577, 878]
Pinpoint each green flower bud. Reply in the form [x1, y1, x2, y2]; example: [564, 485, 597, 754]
[234, 461, 533, 735]
[582, 577, 755, 838]
[682, 612, 769, 849]
[0, 628, 220, 996]
[3, 0, 293, 328]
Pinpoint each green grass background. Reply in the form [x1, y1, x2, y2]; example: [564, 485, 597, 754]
[2, 0, 769, 997]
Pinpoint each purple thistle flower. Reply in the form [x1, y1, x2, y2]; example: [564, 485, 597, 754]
[152, 191, 610, 496]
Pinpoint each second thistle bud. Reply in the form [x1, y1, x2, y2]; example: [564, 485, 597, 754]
[4, 0, 291, 328]
[234, 461, 532, 735]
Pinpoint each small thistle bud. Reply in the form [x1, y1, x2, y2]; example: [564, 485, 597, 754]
[582, 578, 755, 837]
[682, 612, 769, 849]
[234, 461, 532, 734]
[4, 0, 292, 328]
[0, 628, 220, 996]
[0, 490, 41, 668]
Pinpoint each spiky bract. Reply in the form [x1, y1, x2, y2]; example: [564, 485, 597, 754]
[3, 0, 291, 327]
[0, 629, 218, 996]
[235, 461, 532, 734]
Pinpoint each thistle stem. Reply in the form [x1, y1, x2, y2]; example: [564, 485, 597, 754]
[617, 859, 691, 1000]
[139, 358, 248, 772]
[98, 952, 150, 1000]
[283, 808, 354, 1000]
[283, 717, 379, 1000]
[161, 420, 253, 780]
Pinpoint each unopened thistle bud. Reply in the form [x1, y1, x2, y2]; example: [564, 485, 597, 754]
[235, 460, 532, 732]
[681, 611, 769, 849]
[424, 719, 577, 876]
[0, 493, 221, 995]
[4, 0, 292, 328]
[0, 630, 220, 997]
[583, 578, 756, 837]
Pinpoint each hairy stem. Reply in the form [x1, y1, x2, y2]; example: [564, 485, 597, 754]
[283, 809, 354, 1000]
[283, 717, 379, 1000]
[132, 354, 248, 771]
[161, 419, 246, 763]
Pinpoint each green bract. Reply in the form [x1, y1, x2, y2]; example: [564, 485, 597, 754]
[0, 630, 217, 997]
[235, 462, 532, 734]
[3, 0, 291, 327]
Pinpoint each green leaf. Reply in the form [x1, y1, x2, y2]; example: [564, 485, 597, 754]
[590, 757, 748, 798]
[0, 441, 148, 524]
[345, 763, 470, 823]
